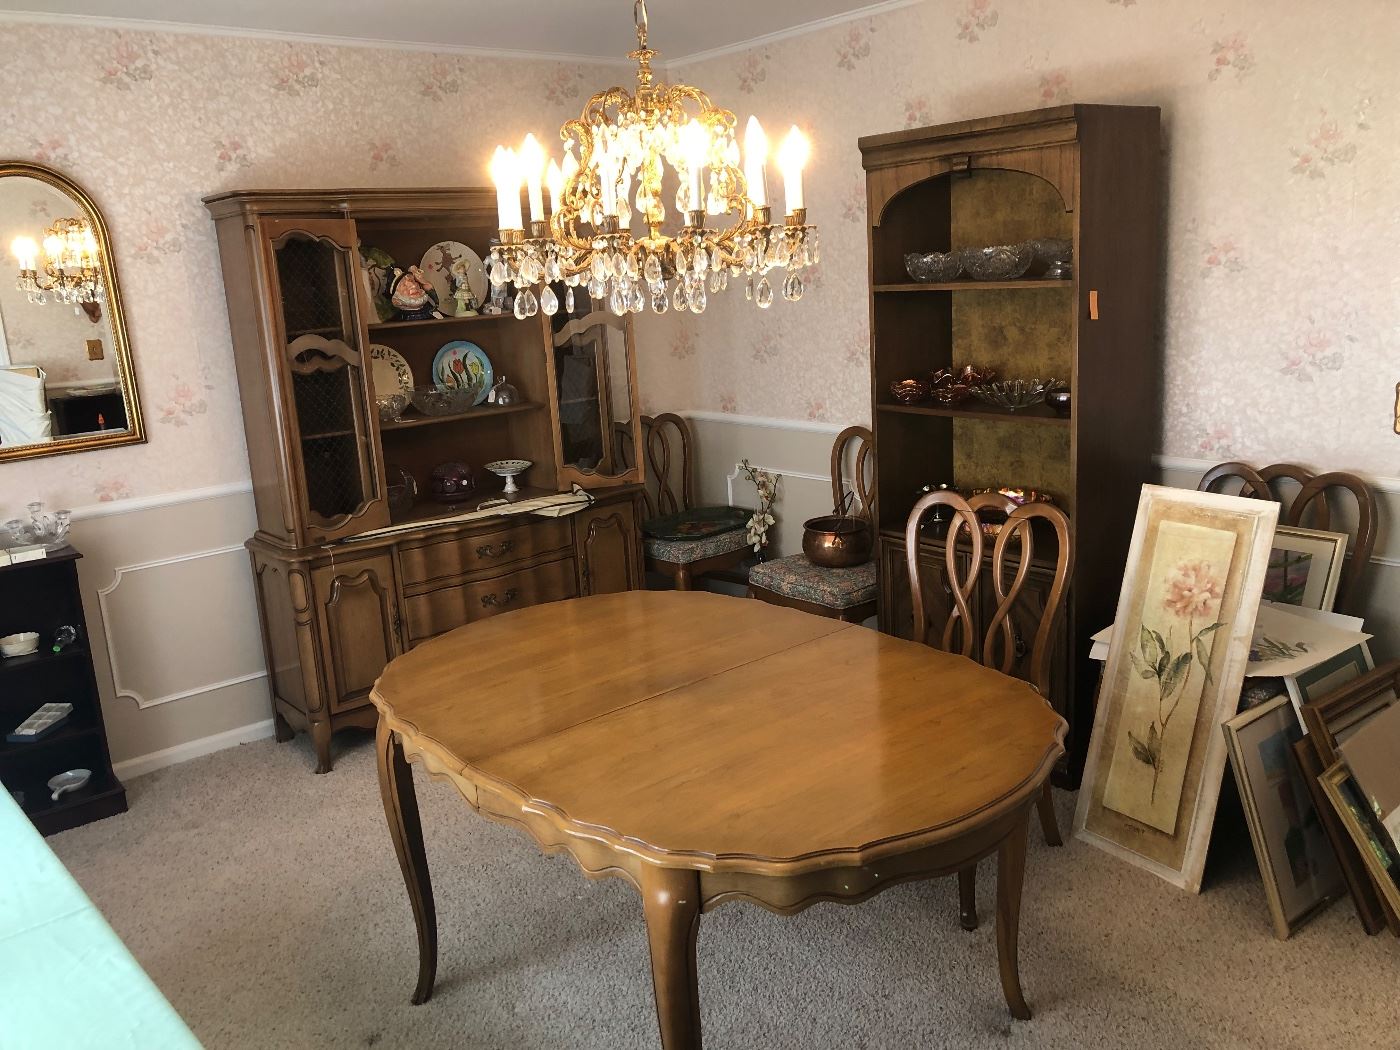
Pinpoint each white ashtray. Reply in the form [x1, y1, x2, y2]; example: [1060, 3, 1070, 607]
[0, 631, 40, 657]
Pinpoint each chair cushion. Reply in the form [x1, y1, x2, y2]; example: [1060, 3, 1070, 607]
[748, 554, 877, 609]
[645, 527, 750, 565]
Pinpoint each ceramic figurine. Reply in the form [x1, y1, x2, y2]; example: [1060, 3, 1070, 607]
[449, 259, 480, 317]
[385, 265, 442, 321]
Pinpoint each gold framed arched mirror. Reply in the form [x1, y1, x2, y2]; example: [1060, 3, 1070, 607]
[0, 161, 144, 461]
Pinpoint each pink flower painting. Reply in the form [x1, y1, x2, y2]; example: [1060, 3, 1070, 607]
[543, 66, 584, 105]
[95, 478, 133, 503]
[671, 329, 696, 360]
[1291, 112, 1359, 179]
[718, 392, 738, 414]
[904, 95, 933, 129]
[271, 46, 320, 95]
[1162, 561, 1223, 620]
[159, 380, 208, 427]
[1201, 236, 1244, 277]
[29, 137, 74, 169]
[1195, 426, 1234, 459]
[1039, 71, 1071, 104]
[214, 139, 252, 173]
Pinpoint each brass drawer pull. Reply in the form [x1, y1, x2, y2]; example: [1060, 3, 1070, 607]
[480, 588, 519, 608]
[476, 539, 515, 558]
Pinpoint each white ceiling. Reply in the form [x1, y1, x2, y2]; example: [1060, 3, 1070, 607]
[0, 1, 920, 63]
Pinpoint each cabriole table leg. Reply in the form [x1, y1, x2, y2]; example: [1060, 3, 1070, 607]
[640, 865, 703, 1050]
[995, 809, 1032, 1020]
[376, 718, 438, 1005]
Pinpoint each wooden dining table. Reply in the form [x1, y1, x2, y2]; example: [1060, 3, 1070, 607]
[371, 590, 1066, 1048]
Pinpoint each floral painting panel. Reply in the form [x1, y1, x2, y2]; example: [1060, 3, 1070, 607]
[1102, 521, 1236, 834]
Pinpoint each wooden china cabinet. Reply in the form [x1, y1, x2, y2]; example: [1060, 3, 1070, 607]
[859, 105, 1161, 783]
[205, 187, 646, 772]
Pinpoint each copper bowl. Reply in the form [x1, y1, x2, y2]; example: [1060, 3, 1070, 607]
[802, 515, 873, 568]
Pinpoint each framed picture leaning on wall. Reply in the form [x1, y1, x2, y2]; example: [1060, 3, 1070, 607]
[1075, 485, 1279, 893]
[1223, 695, 1345, 938]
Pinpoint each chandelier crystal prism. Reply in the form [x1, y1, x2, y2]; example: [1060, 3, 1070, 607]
[487, 0, 817, 319]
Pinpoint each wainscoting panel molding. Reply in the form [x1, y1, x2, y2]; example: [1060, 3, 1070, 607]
[97, 544, 267, 709]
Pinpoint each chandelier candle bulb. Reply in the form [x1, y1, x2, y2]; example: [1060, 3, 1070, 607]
[519, 134, 546, 222]
[490, 146, 523, 232]
[778, 126, 809, 215]
[545, 159, 563, 216]
[12, 236, 37, 271]
[743, 116, 769, 211]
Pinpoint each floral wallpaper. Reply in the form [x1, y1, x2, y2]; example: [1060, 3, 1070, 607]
[0, 22, 594, 509]
[0, 4, 1394, 513]
[640, 0, 1400, 478]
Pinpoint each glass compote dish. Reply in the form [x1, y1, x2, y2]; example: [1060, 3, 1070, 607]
[5, 501, 73, 551]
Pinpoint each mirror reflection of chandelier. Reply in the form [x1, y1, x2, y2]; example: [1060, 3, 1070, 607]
[11, 217, 104, 306]
[486, 0, 817, 320]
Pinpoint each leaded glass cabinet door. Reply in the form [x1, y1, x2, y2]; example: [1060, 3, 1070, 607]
[261, 218, 388, 545]
[548, 308, 643, 490]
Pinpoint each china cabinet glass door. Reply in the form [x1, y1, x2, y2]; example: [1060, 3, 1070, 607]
[262, 218, 387, 544]
[549, 305, 642, 489]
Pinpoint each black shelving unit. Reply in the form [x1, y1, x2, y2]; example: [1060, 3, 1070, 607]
[0, 547, 126, 835]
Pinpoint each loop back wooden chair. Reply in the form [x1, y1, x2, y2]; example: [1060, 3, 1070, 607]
[904, 489, 1074, 929]
[747, 425, 877, 622]
[1198, 461, 1377, 615]
[639, 413, 751, 590]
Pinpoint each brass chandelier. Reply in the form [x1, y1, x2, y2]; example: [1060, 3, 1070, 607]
[11, 217, 103, 306]
[487, 0, 817, 319]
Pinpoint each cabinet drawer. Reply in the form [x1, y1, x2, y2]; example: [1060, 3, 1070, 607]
[398, 519, 572, 588]
[403, 556, 579, 641]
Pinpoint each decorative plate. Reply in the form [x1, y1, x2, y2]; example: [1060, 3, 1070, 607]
[432, 340, 492, 405]
[359, 245, 397, 322]
[419, 241, 486, 312]
[370, 343, 413, 397]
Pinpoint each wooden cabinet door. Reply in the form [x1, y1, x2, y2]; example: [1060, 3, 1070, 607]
[260, 217, 388, 545]
[878, 536, 973, 645]
[311, 553, 401, 713]
[574, 498, 641, 596]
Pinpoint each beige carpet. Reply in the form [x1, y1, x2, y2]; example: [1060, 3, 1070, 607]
[50, 731, 1398, 1049]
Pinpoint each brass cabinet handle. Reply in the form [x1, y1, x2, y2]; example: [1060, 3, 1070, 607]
[476, 539, 515, 558]
[480, 588, 519, 608]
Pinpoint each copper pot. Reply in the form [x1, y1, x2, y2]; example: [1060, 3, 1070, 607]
[802, 515, 873, 568]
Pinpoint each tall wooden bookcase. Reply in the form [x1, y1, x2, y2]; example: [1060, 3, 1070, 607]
[859, 105, 1161, 782]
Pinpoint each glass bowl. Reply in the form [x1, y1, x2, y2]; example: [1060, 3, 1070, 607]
[411, 384, 480, 417]
[1030, 237, 1073, 279]
[961, 243, 1035, 281]
[968, 378, 1064, 411]
[376, 393, 408, 423]
[904, 250, 963, 283]
[889, 379, 931, 404]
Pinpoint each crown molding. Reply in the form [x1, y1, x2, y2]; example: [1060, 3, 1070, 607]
[0, 9, 636, 67]
[665, 0, 925, 68]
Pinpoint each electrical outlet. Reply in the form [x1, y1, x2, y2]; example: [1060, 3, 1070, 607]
[86, 339, 103, 361]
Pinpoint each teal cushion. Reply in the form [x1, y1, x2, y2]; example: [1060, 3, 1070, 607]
[645, 528, 750, 564]
[749, 554, 877, 609]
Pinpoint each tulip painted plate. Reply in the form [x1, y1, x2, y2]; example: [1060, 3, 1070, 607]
[431, 340, 492, 405]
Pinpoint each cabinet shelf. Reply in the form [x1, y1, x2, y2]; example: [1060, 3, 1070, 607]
[379, 401, 542, 432]
[1, 723, 99, 759]
[877, 401, 1070, 426]
[369, 314, 513, 332]
[0, 646, 87, 677]
[301, 429, 356, 441]
[874, 280, 1073, 293]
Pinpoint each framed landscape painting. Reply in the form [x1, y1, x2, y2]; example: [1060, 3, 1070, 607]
[1224, 695, 1344, 938]
[1075, 485, 1279, 892]
[1262, 525, 1348, 612]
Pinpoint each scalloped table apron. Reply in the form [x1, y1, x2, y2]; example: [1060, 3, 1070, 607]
[371, 590, 1067, 1048]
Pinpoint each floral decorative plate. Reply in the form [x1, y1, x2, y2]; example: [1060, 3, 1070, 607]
[370, 343, 413, 396]
[431, 340, 492, 406]
[419, 241, 486, 313]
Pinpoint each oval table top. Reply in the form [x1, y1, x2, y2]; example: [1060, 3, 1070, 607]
[372, 590, 1066, 874]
